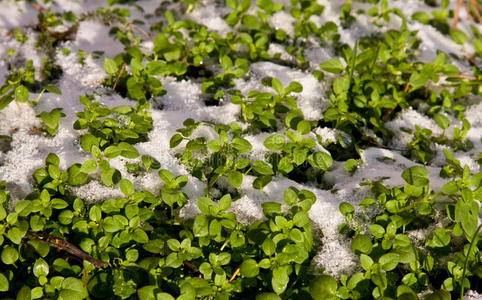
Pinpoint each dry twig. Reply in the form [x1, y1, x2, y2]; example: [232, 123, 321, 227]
[112, 63, 126, 92]
[229, 267, 240, 282]
[28, 231, 108, 267]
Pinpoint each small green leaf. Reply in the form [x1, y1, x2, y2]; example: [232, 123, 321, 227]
[339, 202, 354, 216]
[1, 246, 18, 264]
[80, 134, 99, 153]
[120, 179, 134, 196]
[228, 171, 243, 188]
[15, 85, 29, 102]
[0, 273, 8, 291]
[287, 81, 303, 93]
[412, 11, 430, 24]
[170, 134, 183, 148]
[44, 84, 62, 95]
[402, 166, 429, 187]
[351, 234, 373, 255]
[262, 238, 276, 256]
[218, 194, 232, 211]
[68, 164, 88, 186]
[33, 258, 49, 277]
[80, 159, 97, 173]
[232, 137, 252, 154]
[379, 252, 399, 271]
[16, 285, 31, 300]
[309, 275, 338, 298]
[297, 120, 311, 135]
[207, 139, 222, 151]
[133, 228, 149, 243]
[242, 14, 260, 30]
[193, 214, 209, 237]
[240, 259, 259, 278]
[262, 202, 281, 216]
[141, 155, 160, 171]
[369, 224, 385, 239]
[360, 254, 374, 271]
[333, 76, 350, 95]
[432, 227, 450, 247]
[253, 175, 272, 189]
[89, 205, 102, 222]
[344, 159, 358, 173]
[272, 267, 289, 294]
[59, 277, 87, 300]
[284, 188, 297, 206]
[118, 142, 139, 159]
[433, 113, 450, 130]
[220, 55, 233, 71]
[450, 29, 468, 45]
[197, 197, 214, 215]
[264, 134, 285, 151]
[101, 168, 121, 187]
[253, 160, 274, 175]
[320, 59, 345, 74]
[441, 181, 458, 195]
[313, 151, 333, 171]
[104, 58, 118, 76]
[256, 293, 281, 300]
[278, 157, 293, 174]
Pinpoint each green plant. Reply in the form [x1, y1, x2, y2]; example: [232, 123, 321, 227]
[1, 0, 481, 299]
[336, 165, 482, 299]
[0, 149, 324, 298]
[38, 108, 65, 136]
[263, 117, 333, 184]
[170, 119, 254, 190]
[230, 77, 302, 131]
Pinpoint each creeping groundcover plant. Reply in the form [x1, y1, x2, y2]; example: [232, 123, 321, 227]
[0, 0, 481, 299]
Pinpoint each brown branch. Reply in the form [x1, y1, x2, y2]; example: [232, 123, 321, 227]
[447, 73, 477, 80]
[28, 231, 108, 267]
[183, 261, 197, 271]
[112, 63, 126, 92]
[131, 24, 152, 40]
[403, 81, 410, 93]
[469, 0, 482, 23]
[461, 0, 475, 22]
[463, 55, 478, 67]
[472, 0, 482, 11]
[83, 269, 88, 288]
[382, 107, 396, 123]
[15, 101, 22, 111]
[452, 0, 463, 29]
[366, 139, 405, 151]
[229, 267, 240, 283]
[30, 3, 42, 11]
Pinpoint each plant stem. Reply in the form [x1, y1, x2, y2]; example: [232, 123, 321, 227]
[34, 88, 46, 104]
[348, 40, 358, 90]
[460, 223, 482, 300]
[452, 0, 462, 29]
[28, 231, 108, 267]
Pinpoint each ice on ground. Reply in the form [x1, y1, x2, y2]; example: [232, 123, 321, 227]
[189, 4, 231, 36]
[269, 10, 295, 37]
[67, 20, 124, 56]
[465, 290, 482, 300]
[0, 0, 38, 29]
